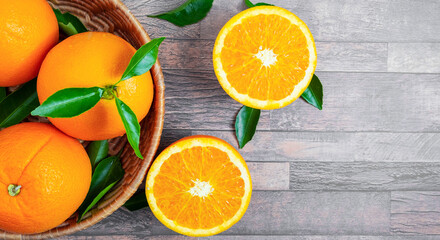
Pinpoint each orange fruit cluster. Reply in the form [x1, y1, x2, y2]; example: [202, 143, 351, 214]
[0, 1, 316, 238]
[0, 0, 153, 235]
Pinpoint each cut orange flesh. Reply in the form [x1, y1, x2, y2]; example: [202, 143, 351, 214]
[213, 6, 317, 110]
[146, 136, 252, 237]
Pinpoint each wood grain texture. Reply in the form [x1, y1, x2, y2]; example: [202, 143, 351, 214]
[123, 0, 200, 39]
[316, 42, 388, 72]
[165, 70, 440, 132]
[248, 162, 290, 190]
[270, 72, 440, 132]
[76, 208, 172, 236]
[163, 69, 270, 130]
[192, 130, 277, 162]
[207, 237, 440, 240]
[192, 131, 440, 162]
[388, 43, 440, 73]
[201, 0, 440, 42]
[290, 162, 440, 191]
[66, 235, 204, 240]
[76, 191, 389, 236]
[156, 129, 192, 154]
[159, 40, 388, 72]
[66, 236, 440, 240]
[123, 0, 186, 14]
[391, 192, 440, 235]
[227, 191, 390, 235]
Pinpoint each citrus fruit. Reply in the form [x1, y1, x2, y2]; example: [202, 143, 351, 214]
[0, 0, 59, 87]
[37, 32, 154, 141]
[146, 135, 252, 237]
[0, 122, 91, 234]
[213, 6, 317, 110]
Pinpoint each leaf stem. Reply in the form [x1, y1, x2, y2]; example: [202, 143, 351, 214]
[102, 86, 117, 100]
[8, 184, 22, 197]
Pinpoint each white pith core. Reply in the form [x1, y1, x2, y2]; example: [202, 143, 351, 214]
[188, 179, 214, 198]
[255, 47, 278, 67]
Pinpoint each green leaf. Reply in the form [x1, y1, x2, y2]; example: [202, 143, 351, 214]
[149, 0, 213, 27]
[86, 140, 109, 170]
[53, 8, 87, 36]
[245, 0, 273, 7]
[235, 106, 260, 149]
[245, 0, 255, 7]
[119, 37, 165, 82]
[115, 97, 143, 159]
[31, 87, 104, 118]
[0, 87, 5, 102]
[0, 79, 40, 128]
[124, 190, 148, 211]
[77, 156, 124, 222]
[301, 74, 323, 110]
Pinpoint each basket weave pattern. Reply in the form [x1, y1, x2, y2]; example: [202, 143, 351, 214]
[0, 0, 165, 239]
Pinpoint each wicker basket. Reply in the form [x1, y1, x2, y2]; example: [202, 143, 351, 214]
[0, 0, 165, 239]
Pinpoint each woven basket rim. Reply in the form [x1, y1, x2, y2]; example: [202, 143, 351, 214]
[1, 0, 165, 239]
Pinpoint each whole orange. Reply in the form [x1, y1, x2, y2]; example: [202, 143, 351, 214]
[37, 32, 154, 140]
[0, 0, 59, 87]
[0, 122, 91, 234]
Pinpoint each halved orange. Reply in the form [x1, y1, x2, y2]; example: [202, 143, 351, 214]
[146, 135, 252, 237]
[213, 6, 317, 110]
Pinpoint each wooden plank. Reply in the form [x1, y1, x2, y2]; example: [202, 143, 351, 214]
[77, 208, 172, 235]
[316, 42, 388, 72]
[156, 129, 192, 154]
[122, 0, 200, 39]
[201, 0, 440, 42]
[248, 162, 290, 190]
[191, 131, 276, 162]
[76, 191, 390, 235]
[290, 162, 440, 191]
[159, 39, 388, 72]
[64, 236, 162, 240]
[199, 0, 243, 40]
[66, 236, 440, 240]
[165, 71, 440, 132]
[207, 236, 440, 240]
[226, 191, 390, 235]
[270, 72, 440, 132]
[388, 43, 440, 74]
[123, 0, 186, 14]
[163, 69, 270, 130]
[66, 235, 190, 240]
[192, 131, 440, 162]
[391, 191, 440, 235]
[159, 39, 213, 70]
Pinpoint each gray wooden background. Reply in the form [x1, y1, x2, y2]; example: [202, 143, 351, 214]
[68, 0, 440, 239]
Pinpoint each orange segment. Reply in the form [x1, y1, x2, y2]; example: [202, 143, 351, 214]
[146, 136, 252, 237]
[213, 6, 317, 109]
